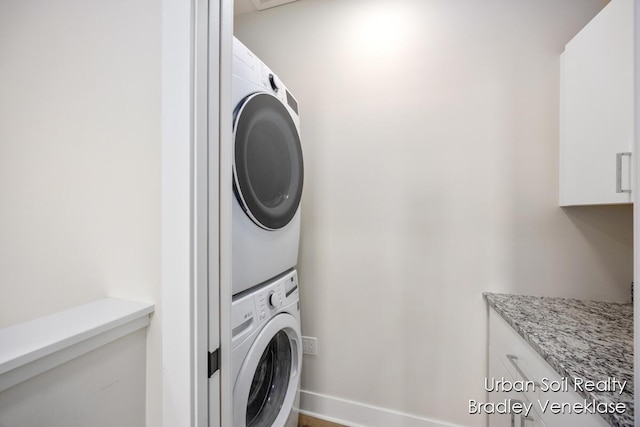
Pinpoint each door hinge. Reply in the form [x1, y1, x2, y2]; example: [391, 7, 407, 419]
[208, 348, 220, 378]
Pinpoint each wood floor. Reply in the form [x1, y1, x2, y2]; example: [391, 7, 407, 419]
[298, 413, 348, 427]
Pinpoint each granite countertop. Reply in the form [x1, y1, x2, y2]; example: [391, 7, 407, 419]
[483, 292, 633, 427]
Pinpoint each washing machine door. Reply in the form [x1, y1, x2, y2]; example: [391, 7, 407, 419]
[233, 92, 304, 231]
[234, 313, 302, 427]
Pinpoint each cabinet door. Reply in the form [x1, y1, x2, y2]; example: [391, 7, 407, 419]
[488, 347, 533, 427]
[559, 0, 634, 206]
[520, 412, 548, 427]
[488, 308, 610, 427]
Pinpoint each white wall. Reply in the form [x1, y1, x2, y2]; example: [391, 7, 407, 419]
[0, 0, 162, 424]
[235, 0, 633, 425]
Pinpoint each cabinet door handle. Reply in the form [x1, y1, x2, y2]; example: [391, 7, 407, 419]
[616, 152, 632, 193]
[506, 354, 539, 386]
[521, 415, 534, 426]
[511, 399, 524, 427]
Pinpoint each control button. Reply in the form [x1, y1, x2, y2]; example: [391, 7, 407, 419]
[268, 291, 282, 308]
[269, 74, 279, 92]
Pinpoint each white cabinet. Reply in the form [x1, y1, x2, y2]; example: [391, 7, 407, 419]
[488, 347, 548, 427]
[488, 309, 609, 427]
[559, 0, 634, 206]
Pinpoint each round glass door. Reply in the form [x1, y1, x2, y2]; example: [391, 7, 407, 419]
[246, 330, 292, 427]
[233, 93, 304, 230]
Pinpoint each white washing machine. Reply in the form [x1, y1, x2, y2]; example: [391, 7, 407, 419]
[232, 269, 302, 427]
[232, 37, 304, 296]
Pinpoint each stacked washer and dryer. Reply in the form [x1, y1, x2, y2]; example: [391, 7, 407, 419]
[231, 37, 304, 427]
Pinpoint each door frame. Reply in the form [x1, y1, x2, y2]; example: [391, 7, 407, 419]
[161, 0, 233, 426]
[634, 0, 639, 424]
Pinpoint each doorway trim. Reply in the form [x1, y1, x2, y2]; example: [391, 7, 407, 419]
[161, 0, 232, 425]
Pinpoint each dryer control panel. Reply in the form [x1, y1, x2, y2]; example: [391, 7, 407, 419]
[231, 270, 299, 347]
[232, 37, 300, 120]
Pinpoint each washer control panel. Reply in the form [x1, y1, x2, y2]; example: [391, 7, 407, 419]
[231, 270, 299, 346]
[252, 270, 297, 323]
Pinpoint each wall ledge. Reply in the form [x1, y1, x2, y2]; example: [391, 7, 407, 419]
[0, 298, 154, 392]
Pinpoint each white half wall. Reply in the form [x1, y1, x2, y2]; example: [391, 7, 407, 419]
[235, 1, 633, 425]
[0, 329, 147, 427]
[0, 0, 162, 424]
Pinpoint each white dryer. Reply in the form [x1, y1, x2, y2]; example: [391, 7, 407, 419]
[232, 38, 304, 296]
[232, 269, 302, 427]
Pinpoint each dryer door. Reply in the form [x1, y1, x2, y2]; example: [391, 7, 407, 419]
[234, 313, 301, 427]
[233, 92, 304, 230]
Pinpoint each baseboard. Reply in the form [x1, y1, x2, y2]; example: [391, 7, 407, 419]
[299, 390, 463, 427]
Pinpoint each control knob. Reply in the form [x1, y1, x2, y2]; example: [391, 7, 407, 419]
[268, 291, 282, 308]
[268, 73, 279, 93]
